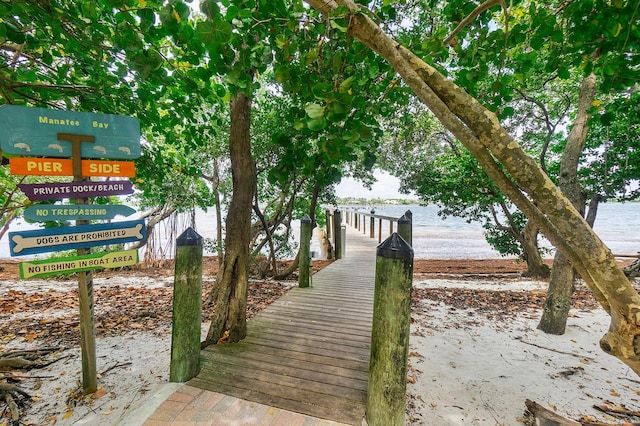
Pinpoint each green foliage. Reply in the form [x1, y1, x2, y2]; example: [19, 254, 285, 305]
[483, 211, 525, 257]
[579, 91, 640, 201]
[3, 0, 637, 268]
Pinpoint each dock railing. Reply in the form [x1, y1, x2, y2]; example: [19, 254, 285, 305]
[342, 208, 412, 244]
[322, 207, 413, 257]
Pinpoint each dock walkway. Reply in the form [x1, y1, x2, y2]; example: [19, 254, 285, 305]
[187, 226, 378, 425]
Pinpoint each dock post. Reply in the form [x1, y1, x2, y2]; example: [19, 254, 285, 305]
[325, 209, 332, 240]
[370, 210, 375, 238]
[170, 227, 203, 382]
[397, 214, 412, 247]
[367, 233, 413, 425]
[299, 215, 312, 288]
[333, 209, 342, 260]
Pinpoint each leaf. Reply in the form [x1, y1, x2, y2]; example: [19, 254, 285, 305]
[213, 83, 226, 98]
[63, 411, 73, 419]
[312, 82, 333, 100]
[329, 18, 348, 32]
[304, 48, 318, 66]
[339, 76, 354, 92]
[306, 118, 326, 131]
[92, 389, 108, 399]
[305, 103, 324, 119]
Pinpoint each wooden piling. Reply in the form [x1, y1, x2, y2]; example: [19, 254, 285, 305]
[370, 210, 375, 238]
[299, 215, 311, 288]
[398, 214, 412, 247]
[367, 233, 413, 425]
[333, 209, 342, 260]
[170, 227, 203, 382]
[325, 209, 332, 240]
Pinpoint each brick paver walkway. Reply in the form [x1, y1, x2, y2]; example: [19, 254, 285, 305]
[142, 384, 351, 426]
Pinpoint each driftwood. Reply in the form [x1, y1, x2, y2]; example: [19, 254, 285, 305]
[517, 338, 595, 361]
[593, 403, 640, 421]
[623, 257, 640, 278]
[0, 354, 71, 370]
[0, 347, 66, 422]
[0, 383, 32, 421]
[523, 399, 581, 426]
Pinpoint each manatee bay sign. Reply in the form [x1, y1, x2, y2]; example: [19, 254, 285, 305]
[0, 105, 140, 159]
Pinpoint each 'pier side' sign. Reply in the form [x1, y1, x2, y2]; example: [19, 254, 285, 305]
[9, 157, 136, 177]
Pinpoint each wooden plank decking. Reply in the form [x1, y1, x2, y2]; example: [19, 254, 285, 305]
[188, 227, 378, 425]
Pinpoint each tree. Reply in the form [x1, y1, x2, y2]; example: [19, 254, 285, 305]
[304, 0, 640, 375]
[205, 91, 256, 345]
[537, 73, 597, 334]
[378, 103, 551, 277]
[0, 1, 233, 256]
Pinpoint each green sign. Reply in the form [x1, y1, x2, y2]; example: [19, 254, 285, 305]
[0, 105, 140, 160]
[19, 249, 139, 279]
[24, 204, 136, 221]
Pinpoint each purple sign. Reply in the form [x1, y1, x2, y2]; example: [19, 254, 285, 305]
[18, 180, 134, 201]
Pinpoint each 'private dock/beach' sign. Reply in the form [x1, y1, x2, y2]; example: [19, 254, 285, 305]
[18, 180, 135, 201]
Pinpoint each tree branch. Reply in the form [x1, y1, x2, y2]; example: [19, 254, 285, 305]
[443, 0, 506, 46]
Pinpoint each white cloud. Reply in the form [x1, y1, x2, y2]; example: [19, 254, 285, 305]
[336, 170, 414, 199]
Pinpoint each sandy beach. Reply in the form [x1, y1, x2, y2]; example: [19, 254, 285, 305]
[1, 258, 639, 425]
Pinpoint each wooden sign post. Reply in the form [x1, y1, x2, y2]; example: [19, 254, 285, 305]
[1, 105, 142, 395]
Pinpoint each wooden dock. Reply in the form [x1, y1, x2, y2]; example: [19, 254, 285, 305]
[188, 227, 379, 425]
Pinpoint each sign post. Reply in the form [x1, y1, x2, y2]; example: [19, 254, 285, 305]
[1, 106, 142, 395]
[76, 175, 97, 393]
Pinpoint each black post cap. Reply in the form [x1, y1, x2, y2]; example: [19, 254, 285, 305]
[176, 227, 203, 246]
[301, 214, 311, 223]
[398, 214, 410, 224]
[377, 233, 413, 260]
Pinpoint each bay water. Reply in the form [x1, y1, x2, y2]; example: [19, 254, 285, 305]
[2, 202, 638, 260]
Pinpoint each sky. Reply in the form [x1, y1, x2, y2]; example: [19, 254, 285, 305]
[335, 170, 414, 199]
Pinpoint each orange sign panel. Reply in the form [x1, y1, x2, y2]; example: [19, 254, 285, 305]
[9, 157, 135, 177]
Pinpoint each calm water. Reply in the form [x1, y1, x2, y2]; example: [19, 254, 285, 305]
[2, 203, 638, 260]
[358, 203, 640, 258]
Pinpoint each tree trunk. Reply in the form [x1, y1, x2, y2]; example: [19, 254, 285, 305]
[213, 159, 224, 267]
[305, 0, 640, 375]
[520, 221, 550, 278]
[538, 73, 596, 335]
[273, 181, 321, 280]
[203, 92, 256, 346]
